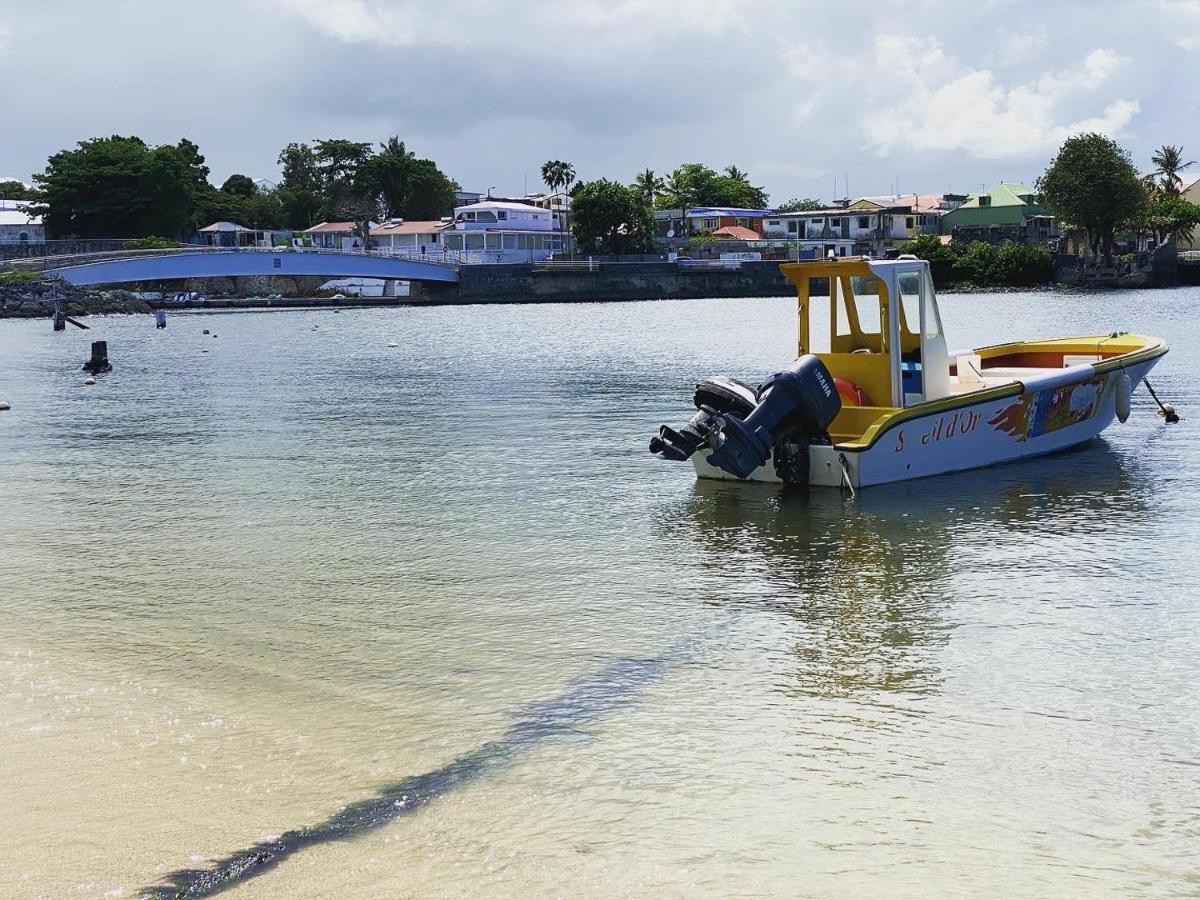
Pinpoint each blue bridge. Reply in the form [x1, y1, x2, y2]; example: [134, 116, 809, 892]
[24, 247, 459, 286]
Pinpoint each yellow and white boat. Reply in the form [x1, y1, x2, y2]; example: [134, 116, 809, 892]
[651, 257, 1170, 489]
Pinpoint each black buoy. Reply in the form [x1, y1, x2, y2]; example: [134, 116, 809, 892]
[82, 340, 112, 374]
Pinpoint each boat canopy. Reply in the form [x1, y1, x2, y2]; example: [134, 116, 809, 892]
[780, 257, 950, 408]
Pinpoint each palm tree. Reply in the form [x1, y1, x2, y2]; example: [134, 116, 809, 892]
[723, 165, 750, 183]
[541, 160, 576, 251]
[632, 168, 664, 208]
[1149, 145, 1196, 196]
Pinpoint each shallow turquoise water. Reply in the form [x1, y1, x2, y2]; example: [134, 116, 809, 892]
[0, 290, 1197, 898]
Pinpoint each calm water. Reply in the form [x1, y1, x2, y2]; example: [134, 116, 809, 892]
[1, 289, 1198, 899]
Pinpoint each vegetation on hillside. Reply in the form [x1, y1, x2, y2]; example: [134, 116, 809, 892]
[29, 134, 459, 239]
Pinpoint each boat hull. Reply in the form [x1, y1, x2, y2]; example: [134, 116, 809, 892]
[693, 355, 1164, 488]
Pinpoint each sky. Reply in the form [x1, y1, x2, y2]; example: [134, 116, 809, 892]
[1, 0, 1197, 203]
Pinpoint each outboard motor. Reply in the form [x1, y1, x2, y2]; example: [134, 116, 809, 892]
[649, 355, 841, 482]
[706, 355, 840, 479]
[650, 376, 757, 461]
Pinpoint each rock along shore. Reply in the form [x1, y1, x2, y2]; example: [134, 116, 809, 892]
[0, 281, 152, 318]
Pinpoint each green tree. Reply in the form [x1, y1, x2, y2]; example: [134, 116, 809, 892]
[1141, 194, 1200, 245]
[632, 168, 664, 208]
[172, 139, 209, 188]
[776, 197, 823, 212]
[241, 189, 285, 230]
[314, 139, 373, 220]
[541, 159, 577, 241]
[1038, 133, 1146, 257]
[33, 135, 194, 239]
[1148, 144, 1196, 197]
[540, 159, 576, 195]
[354, 137, 458, 220]
[220, 174, 258, 197]
[400, 159, 458, 220]
[659, 163, 768, 210]
[900, 234, 1053, 287]
[277, 142, 323, 228]
[571, 179, 657, 255]
[0, 180, 35, 200]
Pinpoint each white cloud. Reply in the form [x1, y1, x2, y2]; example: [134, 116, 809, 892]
[281, 0, 743, 49]
[281, 0, 424, 46]
[860, 38, 1139, 159]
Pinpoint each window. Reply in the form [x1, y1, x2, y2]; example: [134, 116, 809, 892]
[497, 210, 508, 221]
[17, 231, 29, 242]
[906, 217, 915, 229]
[811, 217, 824, 225]
[978, 196, 991, 207]
[768, 219, 781, 227]
[838, 246, 847, 256]
[703, 218, 718, 230]
[857, 216, 870, 229]
[829, 218, 841, 228]
[476, 211, 497, 222]
[787, 220, 798, 233]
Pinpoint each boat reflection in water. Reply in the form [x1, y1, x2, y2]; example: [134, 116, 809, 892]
[665, 438, 1150, 700]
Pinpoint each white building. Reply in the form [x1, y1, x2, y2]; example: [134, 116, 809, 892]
[0, 200, 45, 245]
[303, 221, 373, 250]
[369, 219, 446, 255]
[439, 200, 567, 263]
[761, 194, 961, 255]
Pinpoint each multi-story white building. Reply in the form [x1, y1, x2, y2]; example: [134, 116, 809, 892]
[761, 194, 965, 255]
[439, 199, 567, 263]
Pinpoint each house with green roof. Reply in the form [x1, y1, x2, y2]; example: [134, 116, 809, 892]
[940, 183, 1055, 244]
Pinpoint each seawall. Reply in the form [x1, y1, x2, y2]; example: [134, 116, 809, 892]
[415, 261, 796, 304]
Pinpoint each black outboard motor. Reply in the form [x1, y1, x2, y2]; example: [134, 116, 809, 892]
[706, 355, 840, 479]
[650, 376, 757, 461]
[649, 355, 841, 482]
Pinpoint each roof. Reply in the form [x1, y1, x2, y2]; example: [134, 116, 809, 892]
[851, 194, 954, 214]
[454, 200, 549, 212]
[199, 221, 252, 232]
[0, 211, 42, 227]
[686, 207, 772, 218]
[771, 207, 867, 218]
[709, 225, 760, 240]
[369, 220, 445, 236]
[303, 221, 360, 233]
[956, 183, 1038, 209]
[0, 201, 42, 227]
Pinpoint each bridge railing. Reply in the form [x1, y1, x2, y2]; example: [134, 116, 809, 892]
[5, 244, 461, 274]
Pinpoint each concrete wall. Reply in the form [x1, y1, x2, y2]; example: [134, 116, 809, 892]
[415, 261, 796, 304]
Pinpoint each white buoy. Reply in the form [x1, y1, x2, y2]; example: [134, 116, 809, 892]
[387, 341, 399, 348]
[0, 401, 10, 411]
[84, 376, 96, 386]
[1115, 372, 1131, 423]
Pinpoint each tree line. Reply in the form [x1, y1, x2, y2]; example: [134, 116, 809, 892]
[25, 134, 459, 240]
[1037, 135, 1200, 256]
